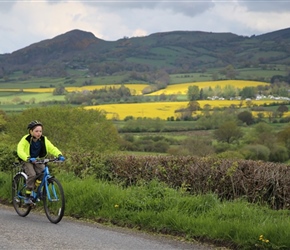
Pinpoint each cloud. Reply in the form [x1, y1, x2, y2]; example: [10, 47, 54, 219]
[0, 1, 15, 12]
[78, 0, 215, 17]
[238, 0, 290, 12]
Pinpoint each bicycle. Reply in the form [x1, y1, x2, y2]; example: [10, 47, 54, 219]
[12, 158, 65, 224]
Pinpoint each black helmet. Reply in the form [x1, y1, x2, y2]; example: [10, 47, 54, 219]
[27, 120, 43, 130]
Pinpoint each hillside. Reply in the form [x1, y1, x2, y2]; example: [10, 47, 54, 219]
[0, 28, 290, 79]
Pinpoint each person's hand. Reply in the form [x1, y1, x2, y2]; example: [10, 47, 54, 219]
[58, 155, 65, 161]
[29, 157, 36, 163]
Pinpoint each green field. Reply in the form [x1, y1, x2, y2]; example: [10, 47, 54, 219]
[0, 70, 289, 117]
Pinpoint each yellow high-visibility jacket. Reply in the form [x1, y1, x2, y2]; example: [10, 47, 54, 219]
[17, 134, 62, 161]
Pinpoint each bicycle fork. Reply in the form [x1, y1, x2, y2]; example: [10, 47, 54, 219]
[45, 179, 59, 202]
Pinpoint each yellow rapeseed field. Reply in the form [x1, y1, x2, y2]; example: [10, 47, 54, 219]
[1, 80, 283, 120]
[65, 84, 149, 95]
[0, 80, 268, 96]
[85, 99, 281, 120]
[0, 84, 149, 95]
[0, 80, 267, 96]
[147, 80, 269, 96]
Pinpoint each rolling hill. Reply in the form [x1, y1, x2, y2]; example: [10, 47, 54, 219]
[0, 27, 290, 79]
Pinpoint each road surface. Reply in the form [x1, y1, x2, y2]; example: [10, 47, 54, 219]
[0, 204, 218, 250]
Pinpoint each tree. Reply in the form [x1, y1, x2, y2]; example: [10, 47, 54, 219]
[6, 106, 120, 153]
[277, 126, 290, 153]
[117, 84, 131, 97]
[240, 87, 257, 99]
[269, 145, 289, 162]
[196, 110, 236, 130]
[179, 137, 214, 157]
[213, 85, 222, 97]
[53, 85, 66, 95]
[237, 111, 254, 125]
[214, 121, 243, 143]
[187, 85, 200, 101]
[202, 104, 211, 117]
[211, 72, 219, 81]
[243, 122, 276, 150]
[242, 144, 270, 161]
[219, 64, 238, 79]
[223, 85, 237, 99]
[277, 104, 289, 117]
[187, 101, 200, 115]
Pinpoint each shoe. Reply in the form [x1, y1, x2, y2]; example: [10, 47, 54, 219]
[24, 197, 35, 205]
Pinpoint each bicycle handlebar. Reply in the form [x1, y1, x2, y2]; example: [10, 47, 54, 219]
[34, 158, 64, 164]
[12, 158, 64, 168]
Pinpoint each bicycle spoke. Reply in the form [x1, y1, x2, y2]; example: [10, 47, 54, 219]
[12, 174, 31, 217]
[43, 177, 65, 224]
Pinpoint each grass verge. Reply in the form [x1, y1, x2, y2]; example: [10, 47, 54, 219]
[1, 171, 289, 249]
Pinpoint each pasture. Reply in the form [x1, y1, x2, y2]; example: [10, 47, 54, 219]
[0, 80, 287, 119]
[0, 84, 149, 95]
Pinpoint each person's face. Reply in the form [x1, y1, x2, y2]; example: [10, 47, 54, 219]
[30, 125, 42, 139]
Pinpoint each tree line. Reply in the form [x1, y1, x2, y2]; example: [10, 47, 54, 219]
[51, 80, 290, 106]
[118, 106, 290, 163]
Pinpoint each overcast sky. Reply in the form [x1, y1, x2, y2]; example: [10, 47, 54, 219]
[1, 0, 290, 54]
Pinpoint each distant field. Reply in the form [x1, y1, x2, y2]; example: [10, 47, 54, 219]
[169, 66, 287, 84]
[0, 80, 285, 119]
[0, 80, 268, 97]
[0, 84, 149, 95]
[0, 92, 65, 104]
[65, 84, 149, 95]
[86, 100, 285, 120]
[0, 74, 146, 88]
[148, 80, 269, 96]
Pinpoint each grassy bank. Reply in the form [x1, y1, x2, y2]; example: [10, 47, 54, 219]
[0, 171, 289, 249]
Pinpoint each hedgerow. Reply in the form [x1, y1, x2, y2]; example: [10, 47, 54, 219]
[66, 153, 290, 210]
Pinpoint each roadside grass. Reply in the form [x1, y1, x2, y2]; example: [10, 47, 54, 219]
[1, 170, 290, 249]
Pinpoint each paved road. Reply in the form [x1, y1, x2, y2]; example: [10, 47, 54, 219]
[0, 204, 217, 250]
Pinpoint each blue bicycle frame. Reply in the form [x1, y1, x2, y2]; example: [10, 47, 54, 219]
[12, 158, 65, 224]
[34, 165, 59, 202]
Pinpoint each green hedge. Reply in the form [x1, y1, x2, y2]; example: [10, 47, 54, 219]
[67, 153, 290, 210]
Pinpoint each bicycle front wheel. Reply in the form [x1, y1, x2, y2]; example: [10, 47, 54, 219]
[43, 177, 65, 224]
[12, 173, 32, 217]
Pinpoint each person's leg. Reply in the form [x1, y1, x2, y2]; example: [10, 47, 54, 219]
[23, 162, 36, 204]
[34, 163, 45, 187]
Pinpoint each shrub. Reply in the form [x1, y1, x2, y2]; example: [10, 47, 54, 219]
[269, 145, 289, 162]
[216, 151, 245, 160]
[0, 143, 17, 171]
[241, 144, 270, 161]
[5, 106, 120, 153]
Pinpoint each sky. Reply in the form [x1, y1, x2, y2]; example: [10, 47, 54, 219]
[1, 0, 290, 54]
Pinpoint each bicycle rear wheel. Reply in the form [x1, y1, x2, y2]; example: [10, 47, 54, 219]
[12, 173, 32, 217]
[43, 177, 65, 224]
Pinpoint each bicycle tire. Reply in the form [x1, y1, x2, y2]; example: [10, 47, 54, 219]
[12, 173, 32, 217]
[43, 177, 65, 224]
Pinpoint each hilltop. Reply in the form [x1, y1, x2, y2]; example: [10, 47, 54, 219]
[0, 28, 290, 80]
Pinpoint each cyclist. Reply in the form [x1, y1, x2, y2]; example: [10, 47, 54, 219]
[17, 120, 65, 205]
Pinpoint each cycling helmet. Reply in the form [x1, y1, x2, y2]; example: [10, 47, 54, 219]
[27, 120, 43, 130]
